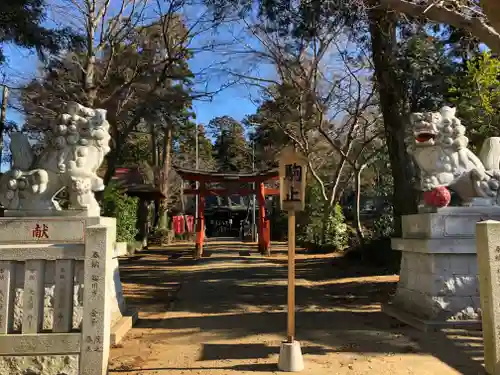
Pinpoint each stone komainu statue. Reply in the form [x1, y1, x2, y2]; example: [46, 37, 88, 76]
[0, 102, 111, 216]
[409, 106, 500, 206]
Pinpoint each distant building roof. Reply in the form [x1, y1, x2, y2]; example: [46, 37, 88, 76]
[112, 167, 165, 199]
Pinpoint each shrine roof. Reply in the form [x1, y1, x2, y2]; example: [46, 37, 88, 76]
[173, 166, 279, 182]
[112, 167, 165, 199]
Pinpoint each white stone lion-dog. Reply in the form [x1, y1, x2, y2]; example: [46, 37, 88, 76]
[409, 106, 500, 205]
[0, 102, 111, 216]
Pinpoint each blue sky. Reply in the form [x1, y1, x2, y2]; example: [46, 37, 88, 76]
[1, 42, 259, 129]
[0, 3, 266, 131]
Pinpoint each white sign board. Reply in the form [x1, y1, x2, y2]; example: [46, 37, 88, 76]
[278, 146, 308, 212]
[0, 218, 86, 244]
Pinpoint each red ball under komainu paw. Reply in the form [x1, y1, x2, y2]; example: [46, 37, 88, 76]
[423, 186, 452, 208]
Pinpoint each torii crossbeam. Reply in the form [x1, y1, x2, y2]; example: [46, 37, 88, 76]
[174, 167, 279, 258]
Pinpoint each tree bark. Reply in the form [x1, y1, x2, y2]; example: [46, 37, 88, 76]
[368, 2, 418, 237]
[381, 0, 500, 53]
[103, 124, 120, 186]
[150, 122, 158, 167]
[0, 86, 8, 166]
[136, 198, 150, 247]
[354, 165, 366, 243]
[320, 201, 331, 245]
[149, 122, 161, 227]
[158, 125, 173, 229]
[482, 0, 500, 37]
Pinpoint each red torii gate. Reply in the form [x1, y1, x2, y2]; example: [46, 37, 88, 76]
[174, 167, 279, 258]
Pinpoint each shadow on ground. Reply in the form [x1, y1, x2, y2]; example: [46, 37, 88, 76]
[111, 363, 290, 373]
[115, 242, 486, 375]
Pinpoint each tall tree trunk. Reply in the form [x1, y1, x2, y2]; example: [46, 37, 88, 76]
[482, 0, 500, 34]
[368, 2, 418, 237]
[354, 165, 366, 243]
[103, 120, 120, 186]
[136, 198, 149, 247]
[158, 125, 173, 229]
[320, 201, 331, 245]
[151, 122, 158, 167]
[150, 122, 161, 226]
[83, 2, 97, 107]
[84, 55, 98, 106]
[0, 86, 8, 168]
[153, 200, 160, 228]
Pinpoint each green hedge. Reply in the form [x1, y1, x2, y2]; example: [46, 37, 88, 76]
[101, 183, 139, 243]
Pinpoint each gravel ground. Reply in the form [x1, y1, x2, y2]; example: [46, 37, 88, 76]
[108, 242, 486, 375]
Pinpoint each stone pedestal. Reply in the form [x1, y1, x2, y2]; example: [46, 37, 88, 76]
[108, 241, 137, 345]
[384, 207, 500, 329]
[475, 221, 500, 375]
[0, 213, 131, 329]
[0, 212, 136, 375]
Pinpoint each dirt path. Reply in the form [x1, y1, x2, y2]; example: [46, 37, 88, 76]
[109, 243, 485, 375]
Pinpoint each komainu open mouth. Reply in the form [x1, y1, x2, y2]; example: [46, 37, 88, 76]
[416, 133, 436, 143]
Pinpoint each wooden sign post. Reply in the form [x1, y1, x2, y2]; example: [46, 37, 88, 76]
[277, 146, 307, 372]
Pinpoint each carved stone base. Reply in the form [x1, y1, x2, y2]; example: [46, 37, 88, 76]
[0, 214, 131, 336]
[382, 303, 481, 332]
[110, 310, 138, 345]
[391, 250, 480, 321]
[389, 207, 500, 323]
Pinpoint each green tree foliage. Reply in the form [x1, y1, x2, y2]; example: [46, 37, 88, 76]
[204, 0, 420, 236]
[102, 183, 139, 243]
[297, 181, 348, 251]
[380, 0, 500, 54]
[396, 31, 457, 112]
[206, 0, 488, 239]
[245, 84, 300, 170]
[20, 8, 194, 184]
[0, 0, 79, 64]
[119, 133, 151, 167]
[448, 51, 500, 149]
[175, 123, 214, 169]
[209, 116, 251, 172]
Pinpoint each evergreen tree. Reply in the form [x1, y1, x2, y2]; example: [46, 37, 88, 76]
[447, 51, 500, 150]
[175, 123, 214, 170]
[0, 0, 78, 64]
[20, 16, 193, 183]
[209, 116, 251, 172]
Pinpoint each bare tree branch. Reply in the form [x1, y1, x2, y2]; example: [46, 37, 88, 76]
[380, 0, 500, 52]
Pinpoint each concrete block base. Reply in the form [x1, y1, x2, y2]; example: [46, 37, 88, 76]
[382, 302, 481, 332]
[391, 251, 481, 321]
[110, 309, 138, 345]
[389, 208, 500, 322]
[278, 340, 304, 372]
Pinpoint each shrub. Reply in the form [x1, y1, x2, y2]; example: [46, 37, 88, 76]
[322, 203, 348, 250]
[297, 184, 349, 251]
[373, 208, 395, 238]
[102, 183, 139, 243]
[346, 237, 401, 273]
[346, 202, 400, 272]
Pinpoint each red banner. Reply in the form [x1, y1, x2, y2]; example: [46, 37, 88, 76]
[186, 215, 194, 233]
[172, 216, 185, 235]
